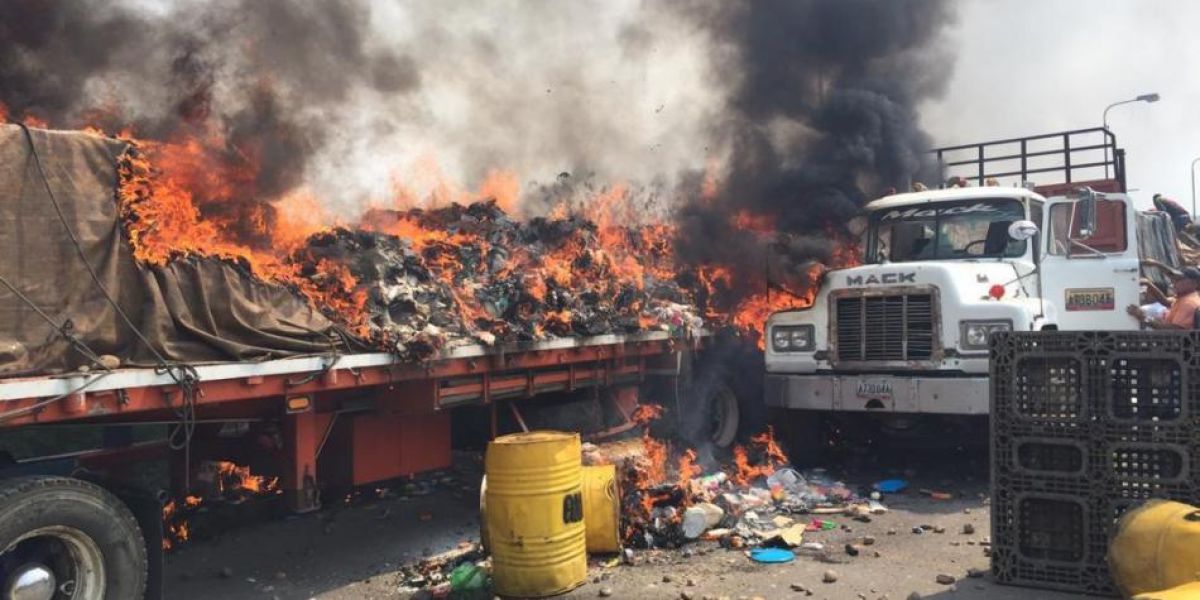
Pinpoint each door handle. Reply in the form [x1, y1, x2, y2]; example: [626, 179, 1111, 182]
[1113, 267, 1138, 273]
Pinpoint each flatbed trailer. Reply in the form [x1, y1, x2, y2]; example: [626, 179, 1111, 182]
[0, 330, 728, 600]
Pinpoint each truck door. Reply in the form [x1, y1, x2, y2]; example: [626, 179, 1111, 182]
[1039, 195, 1140, 330]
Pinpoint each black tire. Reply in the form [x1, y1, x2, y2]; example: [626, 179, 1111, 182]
[0, 475, 147, 600]
[680, 366, 740, 451]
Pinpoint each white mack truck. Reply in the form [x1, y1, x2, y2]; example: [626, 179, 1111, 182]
[764, 128, 1184, 451]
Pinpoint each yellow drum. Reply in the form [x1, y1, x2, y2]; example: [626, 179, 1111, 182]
[582, 464, 621, 553]
[1110, 499, 1200, 597]
[485, 431, 586, 598]
[1133, 582, 1200, 600]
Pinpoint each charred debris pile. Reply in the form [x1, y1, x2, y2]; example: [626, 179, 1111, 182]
[285, 200, 704, 361]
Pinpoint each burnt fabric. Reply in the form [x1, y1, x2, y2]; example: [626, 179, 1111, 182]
[0, 124, 348, 376]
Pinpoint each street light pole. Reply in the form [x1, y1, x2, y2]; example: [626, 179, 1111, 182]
[1102, 93, 1161, 178]
[1191, 157, 1200, 219]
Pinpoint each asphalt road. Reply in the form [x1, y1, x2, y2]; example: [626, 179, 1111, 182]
[163, 449, 1094, 600]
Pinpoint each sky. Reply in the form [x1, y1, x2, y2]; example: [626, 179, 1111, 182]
[18, 0, 1198, 216]
[920, 0, 1200, 212]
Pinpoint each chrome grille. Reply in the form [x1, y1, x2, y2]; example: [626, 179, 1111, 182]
[835, 293, 935, 362]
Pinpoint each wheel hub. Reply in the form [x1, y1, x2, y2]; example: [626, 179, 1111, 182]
[5, 563, 56, 600]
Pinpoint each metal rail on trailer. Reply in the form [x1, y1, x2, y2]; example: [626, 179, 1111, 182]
[933, 127, 1127, 195]
[0, 330, 698, 511]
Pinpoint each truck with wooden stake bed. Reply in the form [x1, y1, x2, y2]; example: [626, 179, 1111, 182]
[765, 128, 1184, 452]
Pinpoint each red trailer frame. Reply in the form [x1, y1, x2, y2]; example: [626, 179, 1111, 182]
[0, 331, 697, 511]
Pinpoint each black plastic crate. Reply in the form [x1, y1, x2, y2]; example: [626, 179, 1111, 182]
[993, 434, 1103, 494]
[990, 489, 1117, 596]
[1104, 356, 1187, 422]
[1103, 442, 1190, 485]
[1012, 355, 1087, 421]
[990, 331, 1200, 596]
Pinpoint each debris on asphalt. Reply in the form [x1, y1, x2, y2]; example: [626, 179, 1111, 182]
[749, 548, 796, 564]
[873, 479, 908, 493]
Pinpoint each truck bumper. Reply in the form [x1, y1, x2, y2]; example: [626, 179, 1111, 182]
[764, 373, 989, 415]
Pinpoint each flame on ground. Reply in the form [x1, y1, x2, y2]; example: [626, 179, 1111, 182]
[617, 404, 792, 546]
[161, 461, 280, 551]
[731, 426, 789, 486]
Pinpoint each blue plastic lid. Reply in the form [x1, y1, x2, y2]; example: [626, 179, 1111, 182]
[749, 548, 796, 564]
[873, 479, 908, 493]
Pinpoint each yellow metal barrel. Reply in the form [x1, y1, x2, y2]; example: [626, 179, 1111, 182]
[485, 431, 587, 598]
[581, 464, 621, 553]
[1110, 499, 1200, 597]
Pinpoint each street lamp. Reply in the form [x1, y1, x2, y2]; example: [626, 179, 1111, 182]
[1191, 157, 1200, 218]
[1102, 93, 1161, 178]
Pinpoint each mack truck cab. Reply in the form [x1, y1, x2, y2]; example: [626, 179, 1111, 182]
[764, 128, 1183, 451]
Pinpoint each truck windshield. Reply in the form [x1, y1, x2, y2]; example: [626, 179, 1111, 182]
[868, 198, 1027, 263]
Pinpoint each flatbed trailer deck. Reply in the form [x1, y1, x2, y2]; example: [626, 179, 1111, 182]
[0, 330, 719, 599]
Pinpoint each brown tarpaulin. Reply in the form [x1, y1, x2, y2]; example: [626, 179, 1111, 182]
[0, 124, 354, 376]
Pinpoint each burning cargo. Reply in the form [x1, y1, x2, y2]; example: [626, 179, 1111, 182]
[0, 123, 708, 374]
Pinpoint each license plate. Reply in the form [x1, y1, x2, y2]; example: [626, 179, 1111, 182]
[856, 380, 893, 400]
[1065, 288, 1115, 311]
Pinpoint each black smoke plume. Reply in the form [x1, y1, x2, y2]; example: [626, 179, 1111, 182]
[0, 0, 419, 247]
[672, 0, 956, 300]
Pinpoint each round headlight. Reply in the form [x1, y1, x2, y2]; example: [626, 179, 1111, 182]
[966, 324, 989, 347]
[772, 329, 790, 350]
[790, 328, 810, 348]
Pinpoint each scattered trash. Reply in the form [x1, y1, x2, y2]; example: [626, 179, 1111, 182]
[396, 543, 486, 593]
[873, 479, 908, 493]
[766, 468, 807, 494]
[749, 548, 796, 564]
[807, 519, 838, 532]
[448, 563, 488, 591]
[762, 524, 806, 548]
[681, 502, 725, 538]
[701, 528, 732, 540]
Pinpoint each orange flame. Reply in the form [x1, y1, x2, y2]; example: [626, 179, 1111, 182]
[212, 460, 280, 494]
[731, 209, 774, 234]
[730, 426, 789, 486]
[161, 461, 279, 550]
[677, 448, 701, 491]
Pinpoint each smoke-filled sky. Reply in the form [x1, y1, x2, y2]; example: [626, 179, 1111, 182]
[6, 0, 1194, 224]
[922, 0, 1200, 212]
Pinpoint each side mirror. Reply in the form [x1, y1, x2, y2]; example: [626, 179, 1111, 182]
[1075, 188, 1098, 239]
[1008, 220, 1039, 241]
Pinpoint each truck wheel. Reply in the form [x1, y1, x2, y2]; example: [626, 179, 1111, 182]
[680, 368, 740, 450]
[0, 476, 147, 600]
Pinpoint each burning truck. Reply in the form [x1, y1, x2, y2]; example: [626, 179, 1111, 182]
[765, 128, 1184, 454]
[0, 122, 778, 599]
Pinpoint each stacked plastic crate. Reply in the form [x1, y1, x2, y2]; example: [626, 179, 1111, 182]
[990, 331, 1200, 596]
